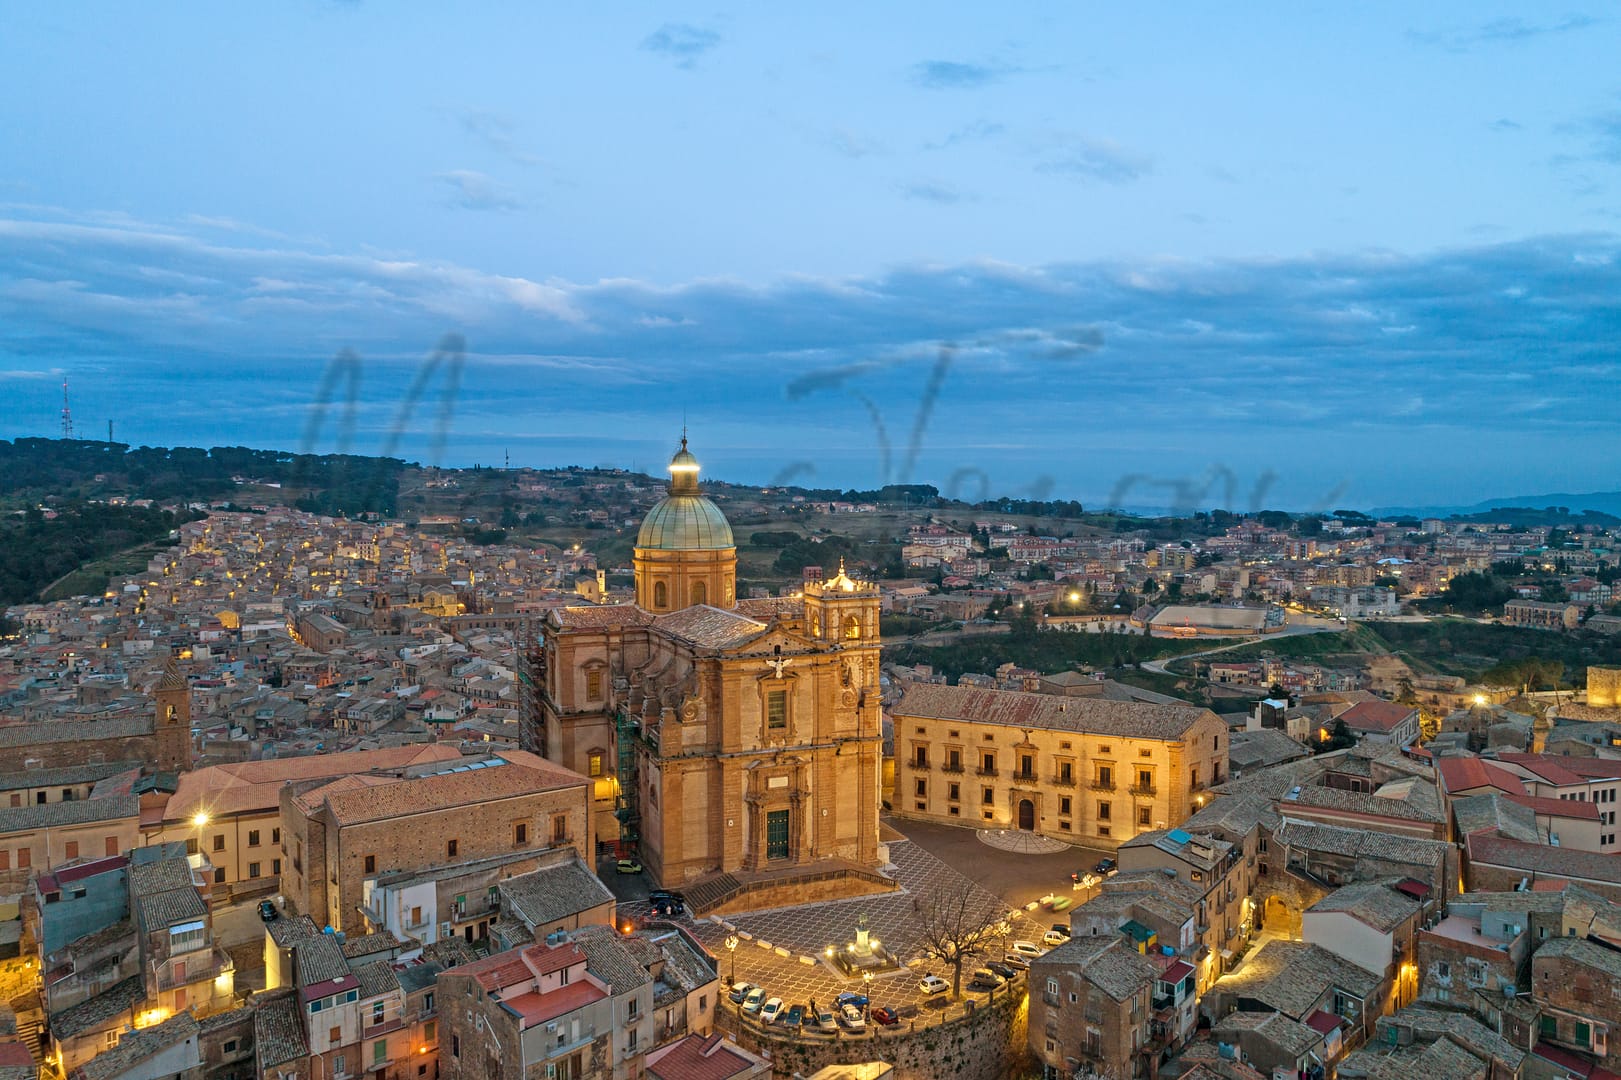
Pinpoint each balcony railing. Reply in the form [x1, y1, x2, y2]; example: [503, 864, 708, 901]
[912, 760, 931, 771]
[1051, 774, 1077, 787]
[976, 766, 998, 778]
[1129, 784, 1157, 797]
[941, 763, 964, 774]
[1090, 779, 1115, 791]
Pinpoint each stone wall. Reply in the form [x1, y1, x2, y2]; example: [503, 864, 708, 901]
[1587, 666, 1621, 710]
[719, 990, 1029, 1080]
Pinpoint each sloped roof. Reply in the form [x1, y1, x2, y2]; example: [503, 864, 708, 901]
[892, 683, 1217, 740]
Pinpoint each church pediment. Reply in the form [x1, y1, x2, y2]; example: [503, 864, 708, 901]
[720, 627, 824, 658]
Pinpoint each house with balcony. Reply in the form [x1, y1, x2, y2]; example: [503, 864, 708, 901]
[1531, 936, 1621, 1074]
[1118, 828, 1254, 989]
[129, 847, 234, 1019]
[438, 931, 654, 1080]
[1301, 880, 1425, 1016]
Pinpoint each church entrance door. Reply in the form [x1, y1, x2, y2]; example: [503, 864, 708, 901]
[1017, 799, 1035, 831]
[766, 809, 790, 860]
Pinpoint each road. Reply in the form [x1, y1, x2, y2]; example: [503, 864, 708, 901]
[1138, 615, 1346, 676]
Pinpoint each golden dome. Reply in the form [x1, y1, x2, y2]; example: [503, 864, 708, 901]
[636, 437, 735, 551]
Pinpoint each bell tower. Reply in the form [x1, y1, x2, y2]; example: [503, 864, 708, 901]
[152, 657, 192, 772]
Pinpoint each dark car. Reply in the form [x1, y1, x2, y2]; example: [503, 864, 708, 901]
[650, 897, 685, 916]
[258, 900, 278, 922]
[783, 1004, 804, 1028]
[835, 991, 868, 1009]
[986, 961, 1019, 980]
[871, 1006, 899, 1027]
[1094, 857, 1117, 876]
[649, 889, 686, 904]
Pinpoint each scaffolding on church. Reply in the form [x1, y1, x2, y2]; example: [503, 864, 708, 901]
[613, 704, 640, 859]
[517, 616, 545, 756]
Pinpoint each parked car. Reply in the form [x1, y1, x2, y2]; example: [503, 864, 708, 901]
[871, 1006, 899, 1027]
[258, 900, 278, 922]
[1094, 857, 1117, 876]
[783, 1004, 804, 1028]
[616, 858, 643, 874]
[919, 975, 950, 996]
[760, 997, 784, 1023]
[840, 1004, 866, 1031]
[1010, 940, 1046, 959]
[812, 1008, 837, 1033]
[835, 991, 869, 1009]
[999, 953, 1030, 970]
[986, 961, 1019, 980]
[968, 967, 1006, 990]
[729, 981, 755, 1004]
[1044, 928, 1071, 946]
[650, 896, 684, 916]
[742, 988, 767, 1014]
[649, 889, 686, 905]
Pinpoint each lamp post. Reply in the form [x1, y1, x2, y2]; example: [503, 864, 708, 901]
[725, 935, 738, 985]
[863, 971, 873, 1021]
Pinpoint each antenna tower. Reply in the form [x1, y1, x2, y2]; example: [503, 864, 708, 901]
[60, 378, 74, 439]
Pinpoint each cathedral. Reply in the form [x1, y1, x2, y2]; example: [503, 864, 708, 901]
[531, 438, 890, 911]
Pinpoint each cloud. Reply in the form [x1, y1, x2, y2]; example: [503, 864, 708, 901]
[434, 170, 522, 212]
[1034, 134, 1153, 184]
[827, 129, 886, 159]
[900, 181, 971, 205]
[641, 23, 720, 69]
[910, 60, 1017, 90]
[455, 109, 541, 167]
[1587, 108, 1621, 162]
[3, 208, 1620, 504]
[922, 120, 1007, 151]
[1410, 14, 1599, 50]
[1488, 118, 1522, 132]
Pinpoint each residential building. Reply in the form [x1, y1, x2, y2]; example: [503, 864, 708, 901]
[278, 749, 591, 935]
[1117, 828, 1253, 989]
[1203, 939, 1384, 1050]
[1531, 935, 1621, 1071]
[1503, 600, 1582, 630]
[1029, 934, 1159, 1080]
[1338, 701, 1421, 749]
[644, 1033, 769, 1080]
[1301, 880, 1425, 1014]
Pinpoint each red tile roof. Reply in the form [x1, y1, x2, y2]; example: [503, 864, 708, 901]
[1505, 793, 1602, 820]
[1340, 700, 1415, 733]
[500, 980, 606, 1029]
[647, 1034, 759, 1080]
[1437, 757, 1525, 796]
[1495, 753, 1589, 787]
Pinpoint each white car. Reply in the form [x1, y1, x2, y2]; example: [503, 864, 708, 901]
[741, 987, 767, 1014]
[1010, 940, 1047, 959]
[812, 1009, 837, 1033]
[760, 997, 784, 1024]
[840, 1003, 865, 1030]
[1044, 929, 1071, 946]
[919, 974, 950, 995]
[728, 981, 754, 1004]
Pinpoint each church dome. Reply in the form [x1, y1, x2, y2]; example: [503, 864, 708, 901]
[636, 437, 735, 551]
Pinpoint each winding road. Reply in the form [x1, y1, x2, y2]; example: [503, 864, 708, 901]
[1138, 615, 1347, 676]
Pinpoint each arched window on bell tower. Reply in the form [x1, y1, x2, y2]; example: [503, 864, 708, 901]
[844, 614, 862, 640]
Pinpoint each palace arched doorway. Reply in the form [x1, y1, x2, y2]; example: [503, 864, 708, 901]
[1017, 799, 1035, 831]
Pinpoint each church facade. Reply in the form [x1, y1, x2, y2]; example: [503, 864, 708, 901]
[531, 439, 887, 905]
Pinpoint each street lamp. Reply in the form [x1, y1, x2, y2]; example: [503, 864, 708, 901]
[725, 935, 738, 985]
[192, 811, 209, 860]
[863, 971, 873, 1020]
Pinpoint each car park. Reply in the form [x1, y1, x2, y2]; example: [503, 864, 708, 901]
[986, 961, 1019, 980]
[760, 997, 784, 1023]
[729, 981, 755, 1004]
[1010, 940, 1046, 959]
[812, 1008, 837, 1033]
[840, 1004, 865, 1030]
[783, 1004, 804, 1028]
[742, 988, 767, 1014]
[919, 975, 950, 995]
[871, 1006, 899, 1026]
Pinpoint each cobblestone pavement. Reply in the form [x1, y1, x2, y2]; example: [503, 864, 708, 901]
[619, 838, 1052, 1021]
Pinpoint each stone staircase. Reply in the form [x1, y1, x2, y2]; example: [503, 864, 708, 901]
[686, 861, 896, 916]
[683, 873, 743, 915]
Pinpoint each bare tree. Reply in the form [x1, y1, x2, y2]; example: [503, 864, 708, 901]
[914, 884, 1009, 999]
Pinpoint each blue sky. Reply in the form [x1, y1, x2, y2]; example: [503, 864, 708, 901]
[2, 4, 1619, 509]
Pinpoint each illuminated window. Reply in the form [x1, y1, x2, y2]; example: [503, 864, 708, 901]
[588, 753, 603, 777]
[586, 670, 603, 701]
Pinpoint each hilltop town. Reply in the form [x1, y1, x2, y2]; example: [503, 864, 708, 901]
[3, 440, 1621, 1080]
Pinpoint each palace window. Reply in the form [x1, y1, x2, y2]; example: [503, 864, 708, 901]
[586, 670, 603, 701]
[767, 690, 788, 730]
